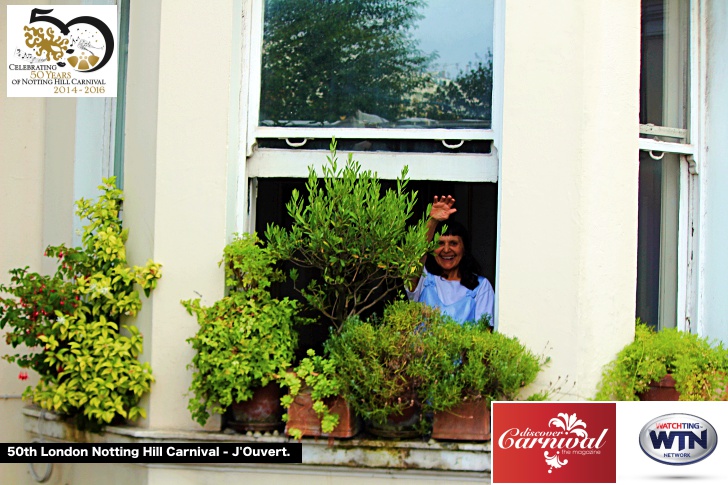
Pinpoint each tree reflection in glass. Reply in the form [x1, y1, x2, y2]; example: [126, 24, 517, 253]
[260, 0, 493, 129]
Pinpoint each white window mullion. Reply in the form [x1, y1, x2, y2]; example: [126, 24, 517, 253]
[689, 0, 701, 153]
[681, 0, 703, 335]
[245, 0, 264, 157]
[676, 156, 690, 331]
[247, 177, 258, 235]
[686, 163, 700, 334]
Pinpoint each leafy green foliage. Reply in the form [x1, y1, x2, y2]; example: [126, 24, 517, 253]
[280, 348, 343, 439]
[325, 300, 444, 425]
[0, 178, 159, 430]
[265, 138, 433, 329]
[182, 233, 307, 426]
[595, 320, 728, 400]
[420, 317, 544, 412]
[325, 300, 544, 426]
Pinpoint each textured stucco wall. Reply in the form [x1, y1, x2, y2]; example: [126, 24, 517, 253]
[496, 0, 640, 398]
[122, 0, 234, 430]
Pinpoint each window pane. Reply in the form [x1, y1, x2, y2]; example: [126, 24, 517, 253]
[636, 151, 679, 330]
[640, 0, 689, 130]
[260, 0, 494, 130]
[636, 0, 687, 331]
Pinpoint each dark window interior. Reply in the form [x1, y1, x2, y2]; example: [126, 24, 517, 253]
[254, 178, 498, 353]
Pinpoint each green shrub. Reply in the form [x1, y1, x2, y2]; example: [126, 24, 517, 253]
[0, 178, 160, 430]
[183, 233, 308, 426]
[325, 300, 445, 425]
[595, 320, 728, 400]
[421, 318, 544, 412]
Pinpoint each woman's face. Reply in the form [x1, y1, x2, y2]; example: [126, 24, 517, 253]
[434, 235, 464, 276]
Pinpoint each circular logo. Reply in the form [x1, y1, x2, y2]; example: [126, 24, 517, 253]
[25, 8, 114, 73]
[639, 413, 718, 465]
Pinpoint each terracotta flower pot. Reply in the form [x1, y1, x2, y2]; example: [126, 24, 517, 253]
[227, 383, 283, 432]
[366, 403, 422, 439]
[285, 388, 359, 438]
[432, 399, 491, 441]
[638, 374, 680, 401]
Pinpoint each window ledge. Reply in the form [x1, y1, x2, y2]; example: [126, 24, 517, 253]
[22, 407, 490, 476]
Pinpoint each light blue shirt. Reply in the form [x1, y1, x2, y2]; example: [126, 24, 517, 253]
[406, 269, 495, 324]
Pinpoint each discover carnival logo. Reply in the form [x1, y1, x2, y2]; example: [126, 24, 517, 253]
[639, 413, 718, 466]
[6, 5, 117, 97]
[492, 402, 616, 483]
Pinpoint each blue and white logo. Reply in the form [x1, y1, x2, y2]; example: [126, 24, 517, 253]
[639, 413, 718, 465]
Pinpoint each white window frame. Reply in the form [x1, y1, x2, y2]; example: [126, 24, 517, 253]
[637, 0, 703, 334]
[237, 0, 503, 234]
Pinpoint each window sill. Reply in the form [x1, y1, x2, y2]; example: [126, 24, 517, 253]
[22, 407, 490, 476]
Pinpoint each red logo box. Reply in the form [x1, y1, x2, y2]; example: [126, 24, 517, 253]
[492, 402, 616, 483]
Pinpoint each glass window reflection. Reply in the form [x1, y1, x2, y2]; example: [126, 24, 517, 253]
[260, 0, 494, 129]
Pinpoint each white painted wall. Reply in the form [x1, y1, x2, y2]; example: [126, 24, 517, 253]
[496, 0, 640, 399]
[122, 0, 233, 430]
[700, 0, 728, 344]
[0, 49, 47, 485]
[1, 2, 75, 484]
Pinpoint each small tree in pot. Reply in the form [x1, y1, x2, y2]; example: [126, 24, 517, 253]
[265, 138, 433, 331]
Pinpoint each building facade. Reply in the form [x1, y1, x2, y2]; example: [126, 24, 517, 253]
[2, 0, 727, 483]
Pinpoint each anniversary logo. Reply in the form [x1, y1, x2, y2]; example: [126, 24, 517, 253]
[492, 402, 617, 483]
[6, 5, 117, 97]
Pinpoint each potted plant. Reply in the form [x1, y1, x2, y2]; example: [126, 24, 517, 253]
[264, 139, 439, 436]
[325, 300, 450, 438]
[182, 233, 309, 431]
[279, 349, 358, 439]
[265, 138, 433, 331]
[595, 320, 728, 401]
[0, 178, 160, 431]
[421, 318, 544, 441]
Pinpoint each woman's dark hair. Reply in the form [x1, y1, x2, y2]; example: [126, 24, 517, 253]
[425, 219, 483, 290]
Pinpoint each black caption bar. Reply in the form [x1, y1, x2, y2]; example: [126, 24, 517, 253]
[1, 442, 302, 464]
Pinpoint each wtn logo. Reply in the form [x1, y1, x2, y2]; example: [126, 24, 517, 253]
[649, 429, 707, 451]
[639, 414, 717, 465]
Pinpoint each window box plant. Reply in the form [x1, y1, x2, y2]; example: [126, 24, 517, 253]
[182, 233, 309, 431]
[0, 178, 160, 431]
[421, 318, 544, 441]
[280, 349, 359, 439]
[595, 320, 728, 401]
[325, 300, 451, 438]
